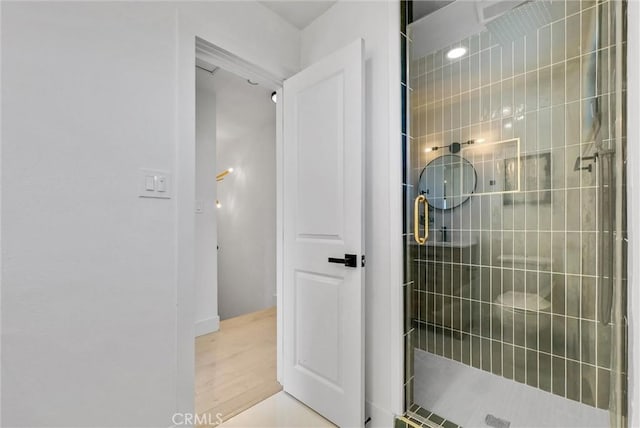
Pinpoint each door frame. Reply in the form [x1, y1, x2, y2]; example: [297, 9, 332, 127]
[176, 21, 289, 416]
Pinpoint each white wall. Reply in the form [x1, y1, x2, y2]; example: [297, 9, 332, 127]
[301, 2, 403, 425]
[195, 69, 219, 336]
[0, 2, 298, 426]
[217, 120, 276, 319]
[211, 70, 276, 321]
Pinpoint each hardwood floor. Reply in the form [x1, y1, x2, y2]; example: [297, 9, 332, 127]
[195, 306, 282, 425]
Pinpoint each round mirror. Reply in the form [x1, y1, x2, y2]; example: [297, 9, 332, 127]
[418, 154, 477, 210]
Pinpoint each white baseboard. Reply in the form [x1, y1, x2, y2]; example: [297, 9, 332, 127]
[195, 315, 220, 337]
[366, 400, 395, 428]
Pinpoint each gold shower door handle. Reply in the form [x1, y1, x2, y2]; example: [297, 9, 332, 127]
[414, 195, 429, 245]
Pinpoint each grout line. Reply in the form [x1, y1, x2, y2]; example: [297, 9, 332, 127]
[534, 24, 541, 388]
[411, 259, 600, 278]
[411, 322, 612, 373]
[411, 54, 617, 111]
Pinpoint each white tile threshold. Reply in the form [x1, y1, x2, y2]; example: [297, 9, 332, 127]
[220, 392, 336, 428]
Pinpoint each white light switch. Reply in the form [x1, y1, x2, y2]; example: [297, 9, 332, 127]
[139, 169, 172, 199]
[156, 176, 166, 192]
[145, 175, 156, 191]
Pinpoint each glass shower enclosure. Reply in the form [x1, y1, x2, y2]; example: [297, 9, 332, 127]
[402, 0, 627, 426]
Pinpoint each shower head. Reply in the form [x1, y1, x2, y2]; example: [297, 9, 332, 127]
[484, 0, 553, 46]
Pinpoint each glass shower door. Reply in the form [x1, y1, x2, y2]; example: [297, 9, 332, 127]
[403, 1, 627, 426]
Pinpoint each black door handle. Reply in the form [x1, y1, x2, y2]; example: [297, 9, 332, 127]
[328, 253, 357, 268]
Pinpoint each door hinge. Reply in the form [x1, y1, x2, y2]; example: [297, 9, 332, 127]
[361, 255, 366, 267]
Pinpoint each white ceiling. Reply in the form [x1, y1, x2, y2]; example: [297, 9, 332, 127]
[259, 1, 336, 29]
[412, 0, 454, 22]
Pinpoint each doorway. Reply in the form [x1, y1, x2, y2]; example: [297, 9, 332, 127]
[194, 57, 281, 423]
[185, 32, 367, 428]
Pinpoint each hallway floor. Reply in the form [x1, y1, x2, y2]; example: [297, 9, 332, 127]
[195, 306, 282, 424]
[219, 392, 335, 428]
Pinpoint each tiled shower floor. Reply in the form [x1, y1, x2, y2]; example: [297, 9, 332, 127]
[413, 349, 609, 427]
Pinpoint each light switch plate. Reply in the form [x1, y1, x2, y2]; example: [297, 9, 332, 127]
[139, 169, 172, 199]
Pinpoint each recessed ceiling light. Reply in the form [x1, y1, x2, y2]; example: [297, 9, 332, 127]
[446, 47, 467, 60]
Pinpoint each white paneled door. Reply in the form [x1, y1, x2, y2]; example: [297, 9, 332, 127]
[282, 39, 365, 427]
